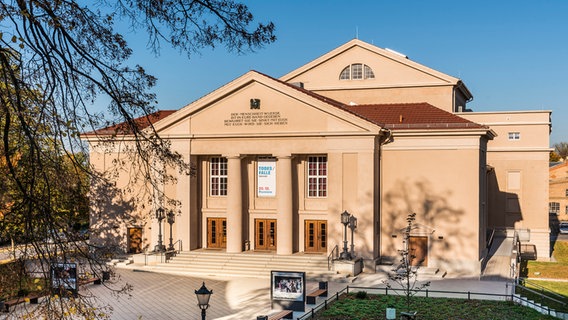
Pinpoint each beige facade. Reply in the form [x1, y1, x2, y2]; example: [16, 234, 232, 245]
[550, 162, 568, 222]
[83, 39, 551, 276]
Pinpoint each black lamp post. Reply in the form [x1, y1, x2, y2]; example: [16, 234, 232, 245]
[195, 282, 213, 320]
[154, 208, 166, 252]
[167, 210, 175, 251]
[349, 215, 357, 257]
[340, 210, 351, 260]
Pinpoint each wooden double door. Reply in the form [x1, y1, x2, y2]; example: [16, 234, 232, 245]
[205, 218, 328, 254]
[255, 219, 277, 251]
[305, 220, 327, 253]
[206, 218, 277, 251]
[207, 218, 227, 249]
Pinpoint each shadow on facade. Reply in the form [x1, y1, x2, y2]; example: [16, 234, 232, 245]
[486, 169, 523, 229]
[89, 177, 146, 256]
[377, 179, 473, 274]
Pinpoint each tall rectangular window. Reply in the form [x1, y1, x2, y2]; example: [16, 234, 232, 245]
[210, 157, 228, 196]
[308, 156, 327, 197]
[549, 202, 560, 214]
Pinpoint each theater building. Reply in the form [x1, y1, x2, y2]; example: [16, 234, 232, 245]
[83, 39, 551, 275]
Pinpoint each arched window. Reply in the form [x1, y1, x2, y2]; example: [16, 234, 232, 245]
[339, 63, 375, 80]
[339, 66, 351, 80]
[364, 65, 375, 79]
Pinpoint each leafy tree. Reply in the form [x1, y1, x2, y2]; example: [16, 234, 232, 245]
[550, 151, 562, 162]
[384, 213, 431, 313]
[0, 1, 275, 318]
[554, 142, 568, 160]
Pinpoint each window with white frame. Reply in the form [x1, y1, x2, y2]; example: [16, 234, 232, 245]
[307, 156, 327, 197]
[549, 202, 560, 214]
[339, 63, 375, 80]
[210, 157, 227, 196]
[508, 132, 521, 140]
[351, 63, 363, 79]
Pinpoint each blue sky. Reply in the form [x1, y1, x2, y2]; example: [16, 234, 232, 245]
[121, 1, 567, 146]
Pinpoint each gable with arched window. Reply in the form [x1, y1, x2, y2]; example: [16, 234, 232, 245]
[339, 63, 375, 80]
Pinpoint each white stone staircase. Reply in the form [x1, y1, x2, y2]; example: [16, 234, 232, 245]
[133, 250, 341, 280]
[513, 293, 568, 319]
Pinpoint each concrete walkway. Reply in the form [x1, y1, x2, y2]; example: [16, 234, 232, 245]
[481, 236, 515, 281]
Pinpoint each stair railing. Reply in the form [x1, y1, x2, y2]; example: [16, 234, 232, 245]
[328, 245, 339, 271]
[510, 231, 521, 279]
[165, 239, 183, 262]
[519, 278, 568, 303]
[486, 228, 495, 249]
[515, 279, 568, 313]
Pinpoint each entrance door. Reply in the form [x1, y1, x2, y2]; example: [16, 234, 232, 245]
[409, 236, 428, 266]
[127, 227, 142, 254]
[207, 218, 227, 249]
[255, 219, 276, 251]
[305, 220, 327, 253]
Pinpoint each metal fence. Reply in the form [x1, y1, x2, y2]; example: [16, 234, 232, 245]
[297, 283, 566, 320]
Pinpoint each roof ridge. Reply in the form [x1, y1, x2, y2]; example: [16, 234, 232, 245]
[344, 102, 487, 130]
[82, 110, 177, 136]
[252, 71, 386, 127]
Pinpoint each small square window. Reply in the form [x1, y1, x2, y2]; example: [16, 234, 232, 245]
[508, 132, 520, 140]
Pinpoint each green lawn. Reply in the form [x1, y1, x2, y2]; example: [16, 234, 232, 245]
[316, 293, 557, 320]
[524, 240, 568, 280]
[517, 240, 568, 303]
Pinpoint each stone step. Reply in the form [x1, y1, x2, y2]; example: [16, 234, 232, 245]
[170, 255, 327, 264]
[140, 250, 335, 279]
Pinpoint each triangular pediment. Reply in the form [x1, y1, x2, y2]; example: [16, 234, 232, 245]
[280, 39, 471, 101]
[155, 71, 382, 137]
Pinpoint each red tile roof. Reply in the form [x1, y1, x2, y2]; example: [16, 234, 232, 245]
[82, 110, 177, 136]
[263, 71, 484, 131]
[83, 74, 485, 137]
[344, 103, 485, 130]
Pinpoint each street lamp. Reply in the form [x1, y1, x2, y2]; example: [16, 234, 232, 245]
[195, 282, 213, 320]
[340, 210, 351, 260]
[349, 215, 357, 257]
[154, 208, 166, 252]
[167, 210, 175, 252]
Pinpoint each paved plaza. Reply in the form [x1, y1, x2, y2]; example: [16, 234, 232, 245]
[0, 260, 512, 320]
[83, 269, 510, 320]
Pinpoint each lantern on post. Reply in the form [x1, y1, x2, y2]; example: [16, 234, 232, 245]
[349, 215, 357, 257]
[195, 282, 213, 320]
[340, 210, 351, 260]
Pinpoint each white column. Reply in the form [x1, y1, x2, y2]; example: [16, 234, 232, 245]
[277, 155, 293, 255]
[226, 155, 243, 253]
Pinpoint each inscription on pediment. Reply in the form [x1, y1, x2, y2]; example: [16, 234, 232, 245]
[224, 112, 288, 127]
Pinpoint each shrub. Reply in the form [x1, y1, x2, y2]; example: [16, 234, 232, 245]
[355, 291, 367, 299]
